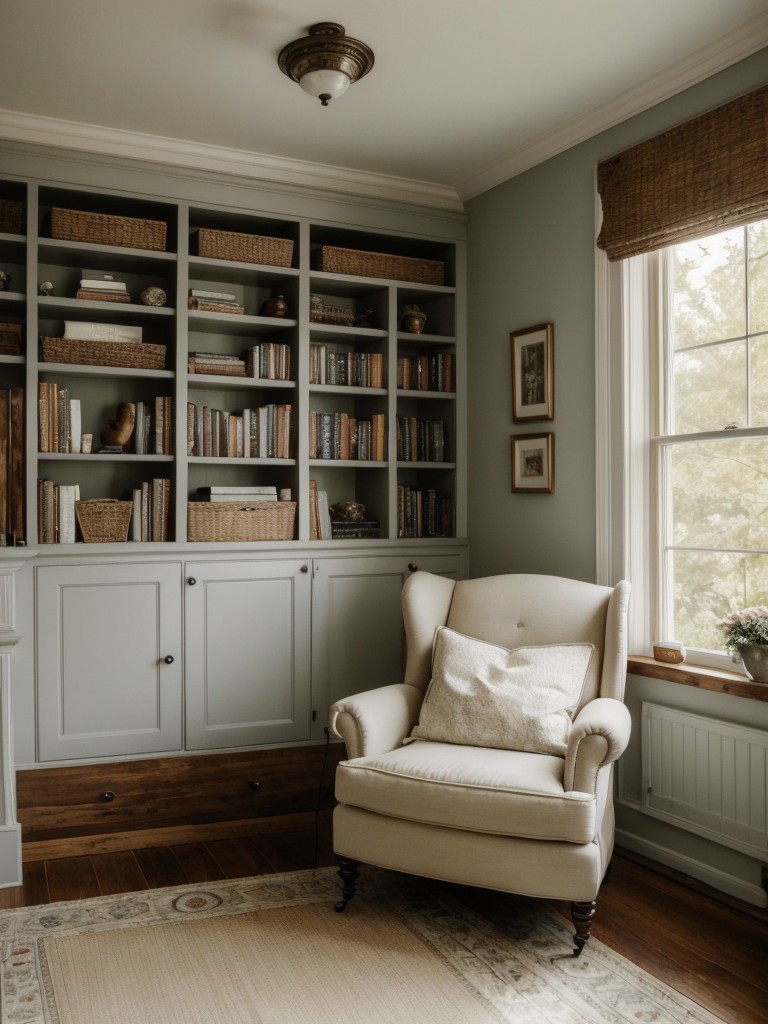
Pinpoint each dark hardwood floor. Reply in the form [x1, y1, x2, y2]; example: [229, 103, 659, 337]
[1, 832, 766, 1024]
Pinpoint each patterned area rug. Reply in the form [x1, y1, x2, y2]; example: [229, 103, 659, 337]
[0, 866, 724, 1024]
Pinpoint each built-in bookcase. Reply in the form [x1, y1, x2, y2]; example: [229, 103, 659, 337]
[0, 176, 463, 545]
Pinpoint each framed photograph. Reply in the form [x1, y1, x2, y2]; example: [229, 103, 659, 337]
[511, 433, 554, 493]
[510, 323, 554, 422]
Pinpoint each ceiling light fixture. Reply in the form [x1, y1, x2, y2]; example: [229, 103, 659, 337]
[278, 22, 374, 106]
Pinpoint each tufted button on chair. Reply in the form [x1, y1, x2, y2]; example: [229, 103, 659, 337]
[328, 571, 631, 956]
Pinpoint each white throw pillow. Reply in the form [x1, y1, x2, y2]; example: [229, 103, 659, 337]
[406, 627, 595, 756]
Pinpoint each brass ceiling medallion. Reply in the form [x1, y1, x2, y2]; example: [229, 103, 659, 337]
[278, 23, 375, 106]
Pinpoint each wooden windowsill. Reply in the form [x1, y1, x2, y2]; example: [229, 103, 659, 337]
[627, 655, 768, 702]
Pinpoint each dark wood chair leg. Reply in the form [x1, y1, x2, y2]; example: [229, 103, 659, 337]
[570, 899, 597, 956]
[334, 858, 360, 912]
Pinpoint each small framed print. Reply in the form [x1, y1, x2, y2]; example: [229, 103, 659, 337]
[510, 323, 554, 422]
[511, 433, 554, 493]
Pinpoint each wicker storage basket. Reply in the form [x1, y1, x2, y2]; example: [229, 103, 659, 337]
[187, 501, 296, 542]
[191, 229, 294, 267]
[0, 199, 23, 234]
[50, 208, 167, 251]
[41, 337, 166, 370]
[76, 500, 133, 543]
[312, 245, 445, 286]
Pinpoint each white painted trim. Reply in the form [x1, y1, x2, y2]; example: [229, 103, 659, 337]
[2, 14, 767, 209]
[615, 828, 768, 908]
[594, 192, 653, 650]
[458, 13, 768, 200]
[0, 109, 464, 213]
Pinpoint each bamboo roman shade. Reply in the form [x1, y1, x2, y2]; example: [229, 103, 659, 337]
[596, 83, 768, 261]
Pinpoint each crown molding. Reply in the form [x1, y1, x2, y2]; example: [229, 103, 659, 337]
[458, 14, 768, 201]
[0, 109, 464, 214]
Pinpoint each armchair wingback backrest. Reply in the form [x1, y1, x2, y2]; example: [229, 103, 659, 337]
[402, 572, 631, 709]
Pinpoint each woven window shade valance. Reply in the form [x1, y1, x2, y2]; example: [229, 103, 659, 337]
[596, 83, 768, 261]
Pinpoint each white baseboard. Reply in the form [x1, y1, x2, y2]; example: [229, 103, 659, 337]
[615, 828, 767, 908]
[0, 824, 22, 888]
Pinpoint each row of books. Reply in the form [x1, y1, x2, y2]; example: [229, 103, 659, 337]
[0, 388, 24, 545]
[247, 342, 292, 381]
[130, 478, 172, 542]
[187, 343, 293, 381]
[396, 416, 447, 463]
[188, 351, 246, 376]
[135, 397, 173, 455]
[397, 353, 454, 393]
[309, 346, 384, 388]
[37, 477, 172, 543]
[38, 382, 82, 453]
[308, 411, 386, 462]
[397, 487, 453, 538]
[38, 386, 172, 455]
[308, 479, 332, 540]
[187, 402, 294, 459]
[37, 480, 80, 543]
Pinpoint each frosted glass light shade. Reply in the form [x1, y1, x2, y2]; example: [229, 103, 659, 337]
[299, 69, 351, 104]
[278, 23, 374, 106]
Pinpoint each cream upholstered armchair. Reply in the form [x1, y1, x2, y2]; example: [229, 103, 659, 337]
[328, 571, 631, 956]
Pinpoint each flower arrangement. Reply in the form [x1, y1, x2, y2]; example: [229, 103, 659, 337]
[716, 606, 768, 653]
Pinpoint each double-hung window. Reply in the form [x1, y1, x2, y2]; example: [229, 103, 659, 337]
[657, 222, 768, 662]
[595, 84, 768, 670]
[598, 222, 768, 668]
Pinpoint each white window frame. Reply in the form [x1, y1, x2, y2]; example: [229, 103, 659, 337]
[596, 244, 655, 655]
[596, 212, 767, 669]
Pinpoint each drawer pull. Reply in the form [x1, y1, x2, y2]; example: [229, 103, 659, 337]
[102, 791, 116, 802]
[408, 563, 418, 572]
[164, 655, 175, 664]
[249, 780, 263, 791]
[300, 564, 309, 573]
[187, 577, 197, 586]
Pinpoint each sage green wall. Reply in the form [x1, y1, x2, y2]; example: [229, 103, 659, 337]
[465, 49, 768, 905]
[465, 48, 768, 582]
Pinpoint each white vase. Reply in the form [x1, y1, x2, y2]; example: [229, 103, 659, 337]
[738, 644, 768, 682]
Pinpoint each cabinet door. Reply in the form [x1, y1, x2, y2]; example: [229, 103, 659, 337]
[36, 561, 183, 761]
[184, 559, 312, 750]
[310, 553, 461, 740]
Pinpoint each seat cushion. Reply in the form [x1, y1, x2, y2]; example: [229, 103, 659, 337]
[335, 740, 596, 844]
[407, 628, 594, 756]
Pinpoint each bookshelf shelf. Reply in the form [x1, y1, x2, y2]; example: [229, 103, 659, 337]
[39, 451, 174, 461]
[187, 375, 295, 391]
[39, 362, 175, 380]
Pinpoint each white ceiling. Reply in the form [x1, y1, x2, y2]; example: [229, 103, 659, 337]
[1, 1, 767, 209]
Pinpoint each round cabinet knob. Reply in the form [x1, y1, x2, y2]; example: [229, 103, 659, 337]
[164, 655, 174, 664]
[102, 791, 116, 802]
[300, 564, 309, 573]
[187, 577, 197, 586]
[408, 563, 418, 572]
[249, 780, 263, 791]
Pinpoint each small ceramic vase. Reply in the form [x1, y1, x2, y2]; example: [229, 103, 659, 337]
[260, 294, 288, 318]
[400, 305, 427, 334]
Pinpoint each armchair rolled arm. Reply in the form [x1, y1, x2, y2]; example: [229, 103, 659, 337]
[328, 683, 423, 759]
[564, 697, 632, 794]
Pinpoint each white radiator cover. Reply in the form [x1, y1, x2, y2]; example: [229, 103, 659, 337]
[641, 702, 768, 860]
